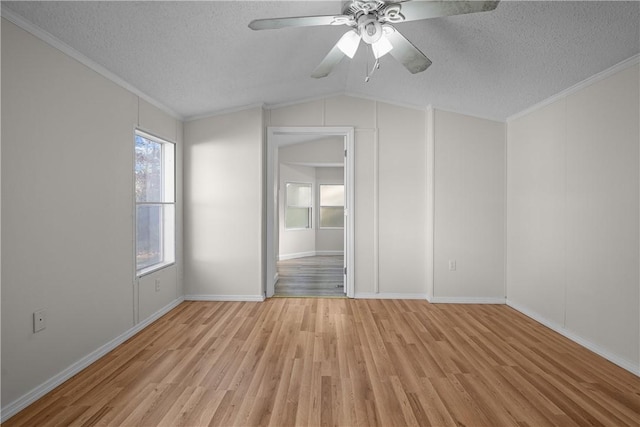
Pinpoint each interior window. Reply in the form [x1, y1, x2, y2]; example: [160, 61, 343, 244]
[285, 182, 312, 229]
[319, 184, 344, 228]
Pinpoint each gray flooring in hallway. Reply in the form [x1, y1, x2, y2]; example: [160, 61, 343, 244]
[275, 255, 345, 297]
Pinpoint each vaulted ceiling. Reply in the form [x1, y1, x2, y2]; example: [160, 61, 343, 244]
[3, 1, 639, 121]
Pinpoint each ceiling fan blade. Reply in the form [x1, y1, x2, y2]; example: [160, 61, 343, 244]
[311, 43, 347, 79]
[385, 28, 432, 74]
[249, 15, 349, 30]
[386, 1, 499, 23]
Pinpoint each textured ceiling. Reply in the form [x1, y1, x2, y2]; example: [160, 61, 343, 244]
[3, 1, 639, 121]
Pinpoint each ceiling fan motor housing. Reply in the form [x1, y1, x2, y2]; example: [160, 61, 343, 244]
[358, 14, 383, 44]
[345, 1, 405, 45]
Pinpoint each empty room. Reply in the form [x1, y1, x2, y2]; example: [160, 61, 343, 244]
[1, 1, 639, 426]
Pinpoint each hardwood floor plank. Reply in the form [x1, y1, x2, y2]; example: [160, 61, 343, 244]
[4, 299, 639, 427]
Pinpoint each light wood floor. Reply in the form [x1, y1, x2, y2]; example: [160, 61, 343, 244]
[275, 255, 345, 297]
[5, 299, 639, 426]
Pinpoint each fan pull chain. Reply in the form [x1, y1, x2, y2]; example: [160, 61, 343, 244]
[364, 43, 380, 83]
[365, 59, 380, 82]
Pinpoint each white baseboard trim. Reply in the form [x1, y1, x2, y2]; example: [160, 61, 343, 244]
[0, 296, 185, 423]
[354, 292, 428, 300]
[429, 296, 506, 304]
[278, 251, 316, 261]
[184, 294, 265, 302]
[506, 300, 640, 377]
[278, 250, 343, 261]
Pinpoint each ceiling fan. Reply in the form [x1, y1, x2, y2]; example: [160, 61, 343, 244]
[249, 0, 500, 80]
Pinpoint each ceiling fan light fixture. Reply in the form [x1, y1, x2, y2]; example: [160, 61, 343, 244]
[371, 35, 393, 58]
[248, 0, 501, 79]
[336, 30, 361, 58]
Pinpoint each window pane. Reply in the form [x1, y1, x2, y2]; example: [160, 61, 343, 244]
[162, 204, 175, 265]
[135, 135, 163, 202]
[286, 183, 311, 207]
[135, 131, 176, 274]
[320, 207, 344, 228]
[136, 204, 163, 270]
[320, 185, 344, 207]
[163, 143, 175, 202]
[286, 207, 311, 229]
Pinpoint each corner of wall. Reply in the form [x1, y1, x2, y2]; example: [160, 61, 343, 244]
[426, 106, 435, 300]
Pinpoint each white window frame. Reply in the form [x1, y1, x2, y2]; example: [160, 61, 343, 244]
[318, 183, 345, 229]
[135, 129, 176, 277]
[284, 181, 313, 230]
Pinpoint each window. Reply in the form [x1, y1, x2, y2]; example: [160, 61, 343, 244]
[285, 182, 312, 229]
[319, 184, 344, 228]
[135, 130, 175, 275]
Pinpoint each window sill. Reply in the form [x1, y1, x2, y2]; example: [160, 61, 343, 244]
[137, 261, 175, 278]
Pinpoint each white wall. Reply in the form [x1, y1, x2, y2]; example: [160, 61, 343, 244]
[432, 110, 506, 302]
[506, 99, 566, 324]
[507, 63, 640, 373]
[426, 107, 435, 300]
[269, 96, 428, 298]
[377, 103, 428, 295]
[278, 136, 344, 164]
[315, 166, 344, 254]
[279, 163, 316, 259]
[184, 107, 264, 300]
[1, 19, 184, 414]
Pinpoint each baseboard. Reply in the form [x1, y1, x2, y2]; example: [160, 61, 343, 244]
[278, 250, 343, 261]
[354, 292, 428, 300]
[0, 296, 185, 423]
[184, 294, 265, 302]
[506, 300, 640, 377]
[278, 251, 316, 261]
[429, 296, 506, 304]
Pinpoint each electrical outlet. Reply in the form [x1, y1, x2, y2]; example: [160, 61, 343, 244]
[448, 260, 456, 271]
[33, 309, 46, 333]
[155, 279, 161, 292]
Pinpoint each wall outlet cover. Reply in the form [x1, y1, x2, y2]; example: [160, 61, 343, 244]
[33, 309, 46, 333]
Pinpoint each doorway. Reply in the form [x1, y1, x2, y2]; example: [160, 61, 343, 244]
[266, 127, 354, 298]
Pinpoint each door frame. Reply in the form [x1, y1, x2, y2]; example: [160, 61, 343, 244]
[266, 126, 355, 298]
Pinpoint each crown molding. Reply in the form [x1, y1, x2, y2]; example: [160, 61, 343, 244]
[184, 102, 265, 122]
[342, 92, 427, 112]
[1, 7, 184, 121]
[264, 92, 345, 110]
[507, 53, 640, 122]
[264, 91, 428, 113]
[428, 104, 506, 123]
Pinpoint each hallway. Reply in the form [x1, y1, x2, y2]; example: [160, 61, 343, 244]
[275, 255, 345, 297]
